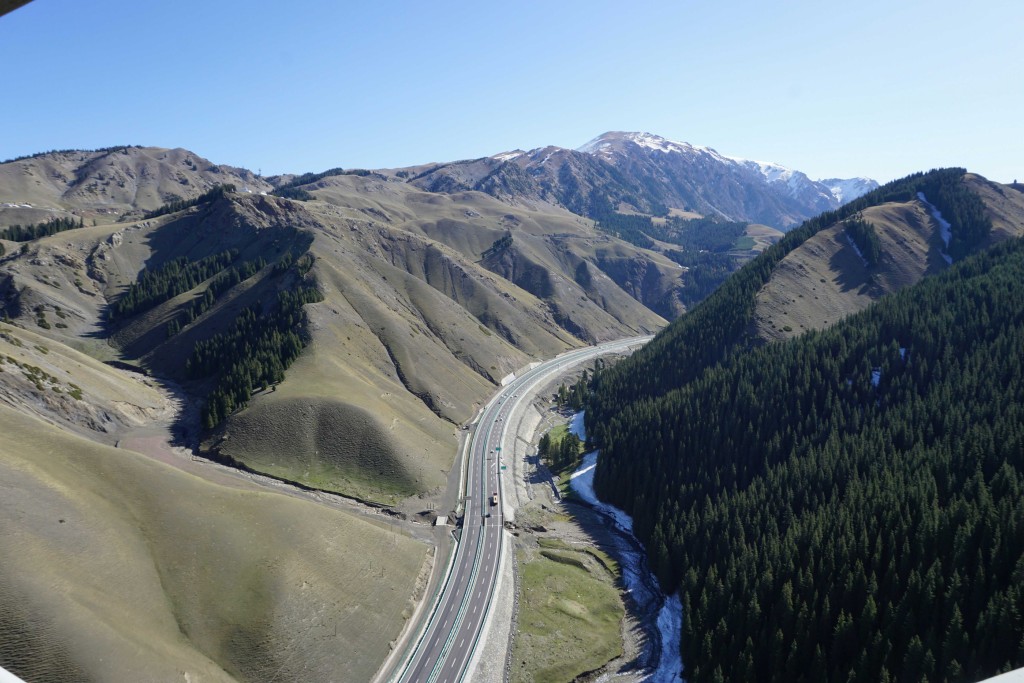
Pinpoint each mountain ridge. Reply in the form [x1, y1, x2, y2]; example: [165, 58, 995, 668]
[401, 131, 874, 229]
[0, 134, 876, 234]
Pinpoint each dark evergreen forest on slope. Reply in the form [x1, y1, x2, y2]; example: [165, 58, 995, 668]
[111, 237, 322, 429]
[586, 168, 990, 426]
[584, 173, 1018, 683]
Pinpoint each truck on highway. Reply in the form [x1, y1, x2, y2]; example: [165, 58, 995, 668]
[490, 493, 499, 506]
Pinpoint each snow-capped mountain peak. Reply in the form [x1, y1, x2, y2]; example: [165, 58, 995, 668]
[577, 131, 877, 210]
[581, 130, 692, 154]
[727, 157, 796, 184]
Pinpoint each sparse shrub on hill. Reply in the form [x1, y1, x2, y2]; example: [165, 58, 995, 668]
[272, 167, 387, 197]
[143, 183, 236, 219]
[481, 233, 513, 259]
[274, 187, 314, 201]
[0, 145, 142, 165]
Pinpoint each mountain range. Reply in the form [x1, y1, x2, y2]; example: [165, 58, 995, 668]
[0, 132, 895, 682]
[405, 131, 876, 229]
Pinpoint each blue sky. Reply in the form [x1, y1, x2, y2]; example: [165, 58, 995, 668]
[1, 0, 1021, 183]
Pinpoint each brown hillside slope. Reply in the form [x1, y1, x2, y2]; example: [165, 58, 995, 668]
[211, 187, 676, 503]
[965, 173, 1024, 243]
[754, 175, 1024, 342]
[0, 178, 678, 505]
[303, 173, 687, 324]
[0, 147, 270, 227]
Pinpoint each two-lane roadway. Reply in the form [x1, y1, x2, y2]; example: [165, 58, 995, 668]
[393, 336, 650, 683]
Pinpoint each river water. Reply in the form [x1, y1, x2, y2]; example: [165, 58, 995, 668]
[567, 412, 685, 682]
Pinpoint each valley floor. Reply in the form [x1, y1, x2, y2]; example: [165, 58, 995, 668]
[490, 369, 668, 683]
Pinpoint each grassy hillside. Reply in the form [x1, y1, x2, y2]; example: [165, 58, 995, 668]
[0, 321, 169, 440]
[511, 541, 624, 683]
[754, 174, 1024, 343]
[0, 146, 270, 226]
[0, 403, 428, 683]
[754, 201, 946, 341]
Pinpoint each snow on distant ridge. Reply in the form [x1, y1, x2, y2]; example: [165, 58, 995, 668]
[823, 177, 879, 204]
[579, 132, 814, 195]
[578, 131, 730, 163]
[492, 150, 524, 162]
[578, 132, 879, 208]
[576, 131, 886, 217]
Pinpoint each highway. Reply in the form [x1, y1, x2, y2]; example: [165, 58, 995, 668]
[393, 336, 651, 683]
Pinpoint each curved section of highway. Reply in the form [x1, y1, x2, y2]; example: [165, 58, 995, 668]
[393, 336, 651, 683]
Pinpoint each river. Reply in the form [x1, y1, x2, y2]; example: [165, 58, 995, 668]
[567, 412, 685, 683]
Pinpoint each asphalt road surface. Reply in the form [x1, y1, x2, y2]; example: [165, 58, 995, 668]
[394, 336, 650, 683]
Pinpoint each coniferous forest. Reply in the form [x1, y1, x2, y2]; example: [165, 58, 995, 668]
[587, 168, 990, 423]
[845, 215, 881, 266]
[109, 249, 241, 321]
[110, 239, 322, 428]
[0, 216, 84, 242]
[584, 174, 1019, 682]
[187, 281, 322, 429]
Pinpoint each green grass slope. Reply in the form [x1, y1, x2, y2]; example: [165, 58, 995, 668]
[512, 542, 624, 683]
[0, 403, 428, 683]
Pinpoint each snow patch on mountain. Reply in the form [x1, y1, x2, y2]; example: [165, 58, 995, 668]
[823, 177, 880, 204]
[580, 132, 869, 203]
[578, 131, 729, 164]
[730, 158, 796, 184]
[579, 132, 877, 206]
[917, 191, 954, 264]
[492, 150, 524, 162]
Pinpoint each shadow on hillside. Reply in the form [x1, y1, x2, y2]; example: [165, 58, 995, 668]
[827, 246, 889, 299]
[525, 451, 560, 499]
